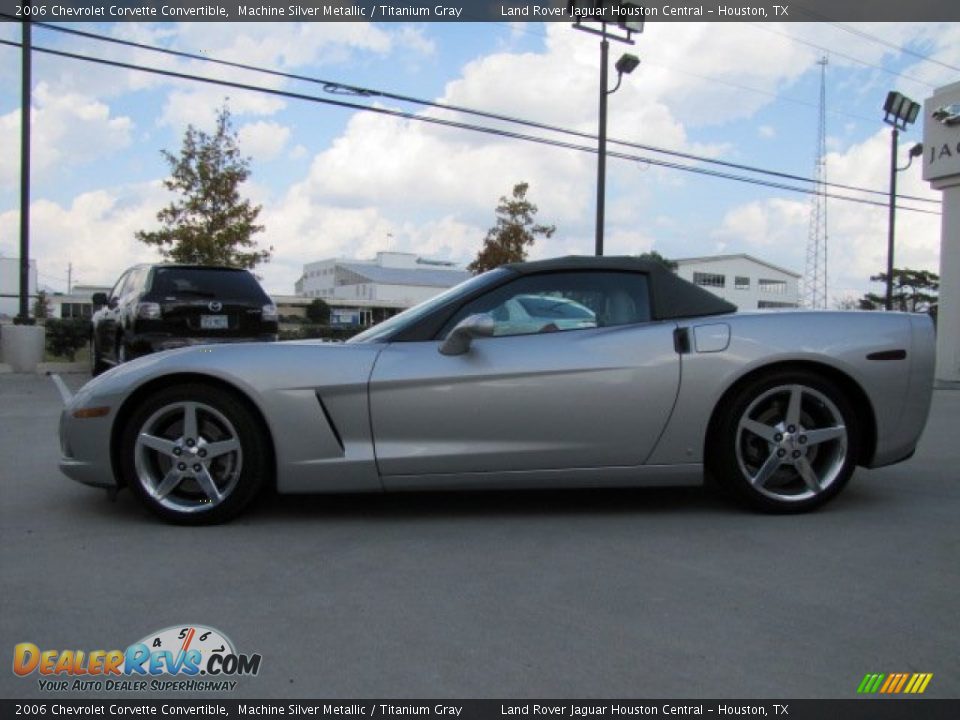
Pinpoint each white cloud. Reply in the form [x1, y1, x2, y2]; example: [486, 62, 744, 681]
[0, 184, 168, 289]
[0, 84, 133, 189]
[758, 125, 776, 139]
[238, 121, 291, 162]
[6, 21, 955, 300]
[158, 88, 286, 130]
[259, 22, 798, 271]
[713, 128, 941, 302]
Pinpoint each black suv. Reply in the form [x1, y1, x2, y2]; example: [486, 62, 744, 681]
[90, 264, 278, 375]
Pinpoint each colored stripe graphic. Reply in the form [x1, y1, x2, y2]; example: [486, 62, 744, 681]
[858, 673, 932, 694]
[857, 674, 884, 693]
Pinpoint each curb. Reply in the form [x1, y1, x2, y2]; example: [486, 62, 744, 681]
[0, 362, 88, 375]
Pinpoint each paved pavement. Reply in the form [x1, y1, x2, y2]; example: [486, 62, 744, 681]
[1, 372, 957, 699]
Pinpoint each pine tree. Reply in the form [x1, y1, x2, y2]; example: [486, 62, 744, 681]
[137, 105, 271, 269]
[857, 268, 939, 313]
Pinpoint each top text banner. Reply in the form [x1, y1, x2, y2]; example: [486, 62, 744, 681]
[2, 0, 959, 22]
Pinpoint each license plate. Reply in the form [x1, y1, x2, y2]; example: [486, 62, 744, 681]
[200, 314, 228, 329]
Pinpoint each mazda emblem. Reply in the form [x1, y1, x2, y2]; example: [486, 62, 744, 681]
[208, 301, 222, 312]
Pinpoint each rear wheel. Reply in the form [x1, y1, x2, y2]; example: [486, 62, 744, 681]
[120, 384, 269, 524]
[712, 370, 859, 513]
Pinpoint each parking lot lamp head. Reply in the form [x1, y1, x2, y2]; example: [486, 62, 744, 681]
[883, 91, 921, 131]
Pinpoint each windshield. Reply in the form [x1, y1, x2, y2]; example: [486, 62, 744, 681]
[149, 267, 268, 300]
[347, 268, 510, 343]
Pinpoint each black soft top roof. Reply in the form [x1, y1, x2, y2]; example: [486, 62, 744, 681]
[503, 255, 737, 320]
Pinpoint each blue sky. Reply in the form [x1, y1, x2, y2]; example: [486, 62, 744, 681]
[0, 20, 955, 302]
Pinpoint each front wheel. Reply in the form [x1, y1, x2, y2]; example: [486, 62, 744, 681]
[120, 384, 270, 524]
[711, 370, 860, 513]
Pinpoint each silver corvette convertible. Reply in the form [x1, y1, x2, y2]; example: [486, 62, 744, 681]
[59, 256, 935, 524]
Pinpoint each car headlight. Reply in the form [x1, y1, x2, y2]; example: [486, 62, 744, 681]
[137, 302, 161, 319]
[262, 303, 278, 321]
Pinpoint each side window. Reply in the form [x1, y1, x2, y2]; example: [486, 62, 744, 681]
[441, 271, 651, 338]
[129, 267, 148, 293]
[109, 271, 131, 302]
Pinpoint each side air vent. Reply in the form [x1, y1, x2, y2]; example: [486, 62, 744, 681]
[315, 392, 345, 452]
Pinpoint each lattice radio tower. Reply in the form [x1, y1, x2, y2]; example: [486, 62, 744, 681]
[803, 57, 829, 309]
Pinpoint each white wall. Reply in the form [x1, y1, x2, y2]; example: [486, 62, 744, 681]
[0, 258, 38, 318]
[296, 255, 462, 310]
[676, 256, 800, 310]
[923, 80, 960, 382]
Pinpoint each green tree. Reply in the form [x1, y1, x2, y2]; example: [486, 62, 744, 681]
[306, 297, 331, 325]
[468, 182, 555, 274]
[857, 268, 939, 313]
[137, 105, 271, 269]
[32, 290, 51, 320]
[637, 250, 678, 272]
[45, 318, 90, 361]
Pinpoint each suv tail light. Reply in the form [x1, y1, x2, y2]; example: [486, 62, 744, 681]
[137, 302, 161, 319]
[262, 304, 278, 322]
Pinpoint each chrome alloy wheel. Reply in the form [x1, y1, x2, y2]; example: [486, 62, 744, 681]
[133, 401, 243, 514]
[735, 384, 848, 503]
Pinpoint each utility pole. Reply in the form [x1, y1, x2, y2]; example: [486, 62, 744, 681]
[67, 263, 72, 294]
[18, 18, 32, 322]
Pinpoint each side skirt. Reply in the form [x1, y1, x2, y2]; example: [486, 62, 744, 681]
[381, 463, 704, 492]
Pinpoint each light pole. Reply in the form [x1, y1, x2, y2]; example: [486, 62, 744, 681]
[882, 91, 921, 311]
[19, 18, 32, 323]
[569, 1, 643, 256]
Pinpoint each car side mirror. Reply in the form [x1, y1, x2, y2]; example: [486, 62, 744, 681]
[439, 313, 495, 356]
[91, 292, 108, 307]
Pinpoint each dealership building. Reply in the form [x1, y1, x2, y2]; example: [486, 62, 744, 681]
[674, 254, 801, 310]
[295, 252, 470, 326]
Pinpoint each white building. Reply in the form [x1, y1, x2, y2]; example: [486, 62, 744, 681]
[296, 252, 470, 326]
[0, 257, 38, 319]
[675, 254, 800, 310]
[50, 285, 112, 320]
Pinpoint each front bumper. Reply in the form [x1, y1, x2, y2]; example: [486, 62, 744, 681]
[58, 405, 117, 489]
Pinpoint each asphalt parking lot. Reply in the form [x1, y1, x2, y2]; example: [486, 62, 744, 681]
[1, 371, 958, 700]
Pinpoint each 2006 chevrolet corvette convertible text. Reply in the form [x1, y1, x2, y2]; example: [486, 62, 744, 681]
[59, 256, 935, 524]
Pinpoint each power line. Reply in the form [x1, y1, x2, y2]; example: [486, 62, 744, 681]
[495, 19, 913, 124]
[8, 17, 939, 207]
[826, 21, 960, 75]
[0, 36, 940, 217]
[748, 23, 944, 90]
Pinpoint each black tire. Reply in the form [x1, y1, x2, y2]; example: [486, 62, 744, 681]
[90, 336, 107, 377]
[710, 369, 860, 513]
[120, 383, 270, 524]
